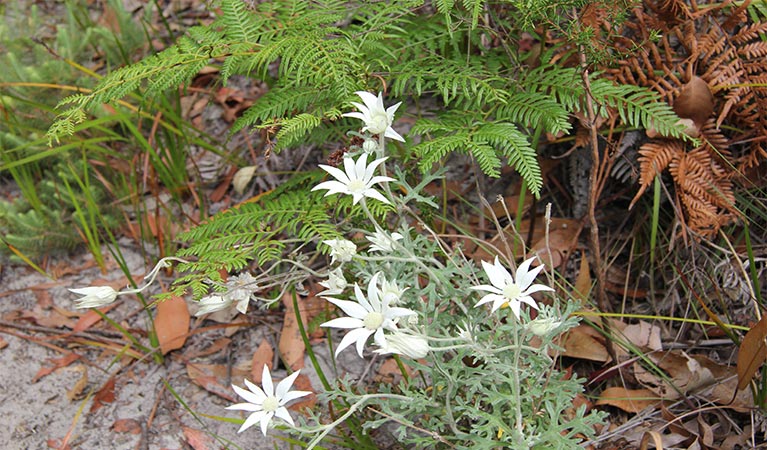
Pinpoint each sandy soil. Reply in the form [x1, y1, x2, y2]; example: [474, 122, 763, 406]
[0, 247, 358, 450]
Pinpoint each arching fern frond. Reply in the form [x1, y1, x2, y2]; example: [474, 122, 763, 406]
[173, 171, 341, 296]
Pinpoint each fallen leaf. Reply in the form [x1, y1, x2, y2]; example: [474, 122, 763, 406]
[90, 377, 116, 412]
[33, 352, 81, 382]
[183, 337, 231, 359]
[529, 220, 582, 269]
[556, 324, 610, 362]
[673, 76, 715, 128]
[186, 363, 250, 403]
[0, 336, 7, 350]
[112, 418, 141, 434]
[573, 253, 591, 301]
[65, 365, 88, 401]
[72, 303, 119, 333]
[596, 387, 659, 413]
[620, 321, 662, 353]
[279, 294, 306, 371]
[183, 426, 216, 450]
[634, 350, 749, 410]
[46, 438, 71, 449]
[250, 339, 274, 383]
[288, 373, 316, 412]
[737, 314, 767, 391]
[21, 306, 76, 329]
[155, 295, 190, 354]
[186, 363, 238, 402]
[375, 358, 413, 384]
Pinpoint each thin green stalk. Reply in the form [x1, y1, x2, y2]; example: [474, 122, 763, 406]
[743, 223, 763, 306]
[292, 289, 332, 392]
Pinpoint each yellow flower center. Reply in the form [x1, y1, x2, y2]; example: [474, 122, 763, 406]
[502, 283, 522, 301]
[363, 311, 384, 330]
[347, 179, 366, 193]
[262, 396, 279, 412]
[368, 112, 389, 134]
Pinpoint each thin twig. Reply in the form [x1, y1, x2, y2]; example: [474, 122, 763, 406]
[577, 36, 618, 363]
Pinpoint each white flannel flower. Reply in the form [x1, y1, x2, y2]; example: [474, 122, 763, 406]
[69, 286, 119, 309]
[226, 272, 258, 314]
[342, 91, 405, 142]
[227, 365, 311, 436]
[194, 295, 230, 317]
[321, 273, 416, 358]
[362, 138, 379, 154]
[366, 228, 404, 253]
[374, 331, 430, 359]
[312, 154, 394, 205]
[471, 256, 553, 319]
[526, 317, 563, 337]
[318, 268, 348, 296]
[379, 275, 406, 305]
[194, 272, 258, 318]
[323, 239, 357, 264]
[70, 257, 188, 309]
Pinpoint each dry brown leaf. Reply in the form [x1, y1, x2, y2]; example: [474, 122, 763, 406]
[556, 324, 610, 362]
[0, 336, 7, 350]
[673, 76, 715, 128]
[529, 218, 582, 269]
[33, 352, 81, 382]
[72, 303, 119, 333]
[65, 365, 88, 401]
[183, 337, 231, 359]
[155, 295, 190, 355]
[596, 387, 659, 413]
[737, 314, 767, 391]
[633, 350, 752, 409]
[21, 306, 76, 329]
[573, 253, 591, 302]
[279, 294, 325, 371]
[112, 418, 141, 434]
[620, 321, 662, 353]
[250, 339, 274, 383]
[90, 377, 116, 413]
[288, 373, 316, 412]
[186, 363, 237, 402]
[182, 426, 217, 450]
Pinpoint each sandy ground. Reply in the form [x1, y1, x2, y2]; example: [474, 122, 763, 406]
[0, 247, 364, 450]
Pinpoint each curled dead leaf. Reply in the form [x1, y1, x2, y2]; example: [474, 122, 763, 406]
[674, 76, 715, 128]
[155, 295, 190, 355]
[737, 314, 767, 391]
[597, 387, 659, 413]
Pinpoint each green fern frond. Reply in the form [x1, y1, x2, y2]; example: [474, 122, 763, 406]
[494, 91, 572, 136]
[589, 79, 688, 140]
[391, 56, 508, 107]
[173, 171, 341, 296]
[272, 113, 323, 151]
[476, 122, 541, 194]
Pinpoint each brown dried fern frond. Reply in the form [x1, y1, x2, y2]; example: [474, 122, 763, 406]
[603, 0, 766, 236]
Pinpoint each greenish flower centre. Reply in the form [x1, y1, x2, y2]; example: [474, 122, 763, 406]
[363, 311, 384, 330]
[347, 179, 366, 193]
[262, 396, 279, 412]
[502, 283, 522, 300]
[368, 113, 389, 134]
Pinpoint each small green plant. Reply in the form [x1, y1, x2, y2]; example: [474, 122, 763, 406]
[47, 0, 706, 447]
[72, 91, 607, 448]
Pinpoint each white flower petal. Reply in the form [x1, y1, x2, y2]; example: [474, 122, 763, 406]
[275, 370, 300, 398]
[322, 316, 365, 329]
[260, 365, 274, 397]
[273, 406, 296, 427]
[259, 411, 275, 436]
[238, 410, 268, 434]
[324, 297, 369, 320]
